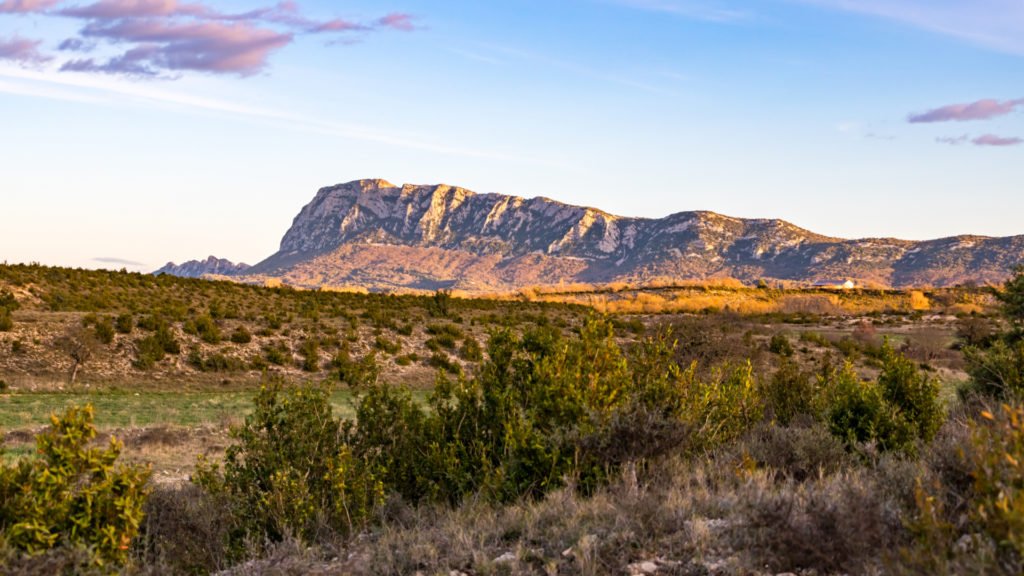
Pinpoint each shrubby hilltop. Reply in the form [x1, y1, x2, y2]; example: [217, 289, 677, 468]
[170, 179, 1024, 290]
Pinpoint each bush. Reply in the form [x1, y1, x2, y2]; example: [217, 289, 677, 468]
[737, 469, 905, 574]
[996, 266, 1024, 339]
[427, 352, 460, 374]
[964, 340, 1024, 399]
[92, 316, 115, 345]
[332, 344, 379, 387]
[115, 313, 134, 335]
[460, 335, 483, 361]
[968, 404, 1024, 562]
[194, 382, 383, 554]
[0, 311, 12, 332]
[741, 421, 850, 481]
[298, 338, 320, 372]
[877, 341, 943, 444]
[768, 333, 794, 356]
[762, 358, 818, 426]
[133, 322, 180, 370]
[229, 326, 252, 344]
[263, 340, 291, 366]
[373, 335, 401, 355]
[185, 314, 221, 344]
[134, 484, 231, 575]
[0, 405, 151, 567]
[823, 362, 912, 453]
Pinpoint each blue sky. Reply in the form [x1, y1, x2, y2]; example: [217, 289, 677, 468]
[1, 0, 1022, 271]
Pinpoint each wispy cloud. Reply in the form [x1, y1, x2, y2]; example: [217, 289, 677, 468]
[0, 36, 52, 64]
[936, 133, 1022, 147]
[0, 1, 419, 78]
[794, 0, 1024, 55]
[0, 65, 558, 165]
[972, 134, 1022, 147]
[604, 0, 754, 23]
[908, 98, 1024, 123]
[936, 134, 969, 145]
[93, 256, 145, 266]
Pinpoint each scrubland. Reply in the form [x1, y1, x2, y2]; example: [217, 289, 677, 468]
[1, 264, 1022, 575]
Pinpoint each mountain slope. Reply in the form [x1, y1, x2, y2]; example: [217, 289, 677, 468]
[239, 179, 1024, 290]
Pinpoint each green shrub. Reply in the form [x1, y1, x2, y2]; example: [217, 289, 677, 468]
[0, 289, 18, 313]
[0, 405, 151, 567]
[92, 316, 115, 345]
[373, 335, 401, 355]
[460, 336, 483, 362]
[964, 340, 1024, 399]
[823, 362, 915, 454]
[427, 352, 460, 374]
[133, 322, 180, 370]
[194, 382, 383, 553]
[769, 333, 794, 356]
[229, 326, 252, 344]
[0, 311, 12, 332]
[996, 266, 1024, 339]
[426, 323, 464, 339]
[763, 358, 819, 426]
[877, 341, 943, 444]
[298, 338, 320, 372]
[263, 340, 291, 366]
[114, 313, 134, 335]
[332, 344, 380, 387]
[188, 349, 245, 372]
[185, 314, 221, 344]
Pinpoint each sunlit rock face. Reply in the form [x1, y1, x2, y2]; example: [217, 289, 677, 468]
[225, 179, 1023, 291]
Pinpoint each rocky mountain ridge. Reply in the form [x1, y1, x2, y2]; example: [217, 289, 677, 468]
[170, 179, 1024, 290]
[154, 256, 251, 278]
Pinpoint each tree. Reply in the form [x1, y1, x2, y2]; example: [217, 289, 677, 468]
[996, 266, 1024, 340]
[55, 326, 98, 385]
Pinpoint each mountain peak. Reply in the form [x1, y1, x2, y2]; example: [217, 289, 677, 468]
[234, 179, 1024, 291]
[154, 257, 250, 278]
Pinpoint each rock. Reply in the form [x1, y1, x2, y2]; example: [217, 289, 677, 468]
[493, 551, 516, 564]
[153, 256, 251, 278]
[238, 178, 1024, 292]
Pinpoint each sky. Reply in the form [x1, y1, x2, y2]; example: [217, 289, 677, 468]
[1, 0, 1022, 272]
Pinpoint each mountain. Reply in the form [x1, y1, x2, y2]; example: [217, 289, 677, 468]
[154, 256, 251, 279]
[237, 179, 1024, 291]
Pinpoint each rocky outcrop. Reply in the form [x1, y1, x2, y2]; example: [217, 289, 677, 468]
[240, 179, 1024, 290]
[154, 256, 251, 278]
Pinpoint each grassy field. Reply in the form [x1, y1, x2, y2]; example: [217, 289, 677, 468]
[0, 388, 429, 430]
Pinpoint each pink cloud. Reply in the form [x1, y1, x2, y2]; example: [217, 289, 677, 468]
[73, 19, 292, 75]
[377, 12, 416, 31]
[0, 36, 52, 64]
[972, 134, 1023, 147]
[59, 0, 210, 19]
[8, 0, 420, 77]
[0, 0, 59, 13]
[908, 98, 1024, 123]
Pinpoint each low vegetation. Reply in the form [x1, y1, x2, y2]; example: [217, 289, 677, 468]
[0, 265, 1020, 574]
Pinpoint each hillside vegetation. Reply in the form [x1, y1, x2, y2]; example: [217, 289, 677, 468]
[0, 264, 1022, 574]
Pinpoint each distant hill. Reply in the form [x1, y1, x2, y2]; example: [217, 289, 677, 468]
[154, 256, 250, 278]
[171, 179, 1024, 290]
